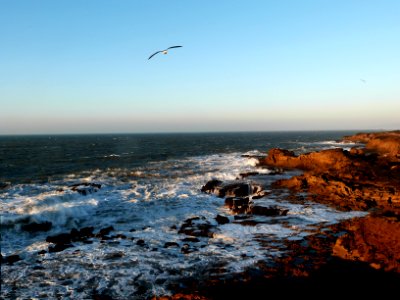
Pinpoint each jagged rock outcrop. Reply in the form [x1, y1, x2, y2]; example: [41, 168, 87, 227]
[343, 130, 400, 159]
[201, 180, 263, 198]
[259, 131, 400, 211]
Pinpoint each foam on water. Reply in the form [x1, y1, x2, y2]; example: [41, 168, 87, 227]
[1, 150, 367, 299]
[286, 140, 363, 154]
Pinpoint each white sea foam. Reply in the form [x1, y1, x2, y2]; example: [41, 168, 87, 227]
[0, 150, 368, 299]
[295, 140, 362, 152]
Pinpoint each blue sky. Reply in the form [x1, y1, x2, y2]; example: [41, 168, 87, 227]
[1, 0, 399, 134]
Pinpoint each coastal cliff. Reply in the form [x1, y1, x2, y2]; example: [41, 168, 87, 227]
[181, 131, 400, 299]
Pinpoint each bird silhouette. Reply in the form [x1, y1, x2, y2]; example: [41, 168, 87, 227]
[148, 46, 182, 60]
[360, 78, 366, 83]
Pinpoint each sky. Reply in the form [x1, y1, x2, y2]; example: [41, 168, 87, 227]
[1, 0, 399, 134]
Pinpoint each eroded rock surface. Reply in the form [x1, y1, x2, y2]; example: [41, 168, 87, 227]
[259, 131, 400, 211]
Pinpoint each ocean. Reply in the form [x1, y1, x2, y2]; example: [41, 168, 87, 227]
[0, 131, 367, 299]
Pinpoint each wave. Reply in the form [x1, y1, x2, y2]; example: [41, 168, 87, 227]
[1, 150, 368, 299]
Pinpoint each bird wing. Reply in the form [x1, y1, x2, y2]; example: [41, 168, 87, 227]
[148, 51, 162, 60]
[166, 46, 183, 50]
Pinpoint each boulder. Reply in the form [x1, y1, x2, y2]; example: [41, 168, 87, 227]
[178, 216, 215, 237]
[70, 182, 101, 195]
[215, 214, 230, 225]
[201, 180, 263, 198]
[21, 221, 52, 232]
[250, 206, 289, 216]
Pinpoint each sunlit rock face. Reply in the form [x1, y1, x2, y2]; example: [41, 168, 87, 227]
[258, 131, 400, 211]
[343, 131, 400, 159]
[333, 212, 400, 272]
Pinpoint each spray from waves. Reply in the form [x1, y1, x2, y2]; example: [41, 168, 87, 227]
[288, 140, 362, 153]
[1, 150, 367, 299]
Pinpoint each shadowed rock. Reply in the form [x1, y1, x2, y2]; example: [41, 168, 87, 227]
[21, 221, 52, 232]
[200, 179, 223, 195]
[48, 243, 73, 253]
[178, 216, 215, 237]
[70, 182, 102, 195]
[215, 214, 230, 224]
[224, 197, 250, 214]
[1, 254, 21, 265]
[201, 180, 263, 199]
[250, 205, 289, 216]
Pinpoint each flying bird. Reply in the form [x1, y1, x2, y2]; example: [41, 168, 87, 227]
[148, 46, 182, 60]
[360, 78, 366, 83]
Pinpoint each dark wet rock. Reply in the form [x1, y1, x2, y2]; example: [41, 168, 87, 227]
[46, 227, 97, 253]
[96, 226, 114, 238]
[70, 226, 94, 241]
[222, 182, 254, 198]
[251, 191, 269, 199]
[46, 233, 72, 244]
[224, 197, 250, 214]
[233, 215, 251, 220]
[201, 180, 263, 199]
[21, 221, 52, 232]
[136, 239, 146, 246]
[37, 250, 47, 255]
[164, 242, 180, 248]
[92, 289, 114, 300]
[250, 206, 289, 216]
[48, 243, 73, 253]
[215, 214, 230, 225]
[233, 220, 260, 226]
[201, 179, 223, 195]
[0, 181, 11, 190]
[181, 244, 197, 254]
[104, 252, 124, 260]
[181, 237, 200, 243]
[112, 234, 127, 239]
[70, 182, 101, 195]
[239, 172, 259, 178]
[178, 216, 215, 237]
[2, 254, 21, 265]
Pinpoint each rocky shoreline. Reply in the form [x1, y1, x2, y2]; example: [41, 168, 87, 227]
[2, 131, 399, 299]
[161, 130, 400, 299]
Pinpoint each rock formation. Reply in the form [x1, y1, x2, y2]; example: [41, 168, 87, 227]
[259, 131, 400, 211]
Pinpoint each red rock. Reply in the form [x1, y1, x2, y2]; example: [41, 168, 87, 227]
[259, 131, 400, 211]
[333, 213, 400, 272]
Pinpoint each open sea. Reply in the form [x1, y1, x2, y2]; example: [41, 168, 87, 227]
[0, 131, 367, 299]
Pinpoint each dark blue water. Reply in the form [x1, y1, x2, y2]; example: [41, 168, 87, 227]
[1, 131, 365, 299]
[0, 131, 357, 184]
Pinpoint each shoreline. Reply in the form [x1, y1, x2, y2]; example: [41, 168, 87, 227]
[163, 130, 400, 299]
[2, 131, 399, 299]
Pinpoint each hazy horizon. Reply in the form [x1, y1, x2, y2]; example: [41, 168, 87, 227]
[0, 128, 391, 137]
[1, 0, 399, 135]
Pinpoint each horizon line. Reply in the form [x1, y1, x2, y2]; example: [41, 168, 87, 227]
[0, 128, 391, 137]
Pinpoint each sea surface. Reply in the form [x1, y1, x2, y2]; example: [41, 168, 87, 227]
[0, 131, 367, 299]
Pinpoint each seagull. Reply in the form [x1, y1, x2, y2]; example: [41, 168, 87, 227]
[148, 46, 182, 60]
[360, 78, 366, 83]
